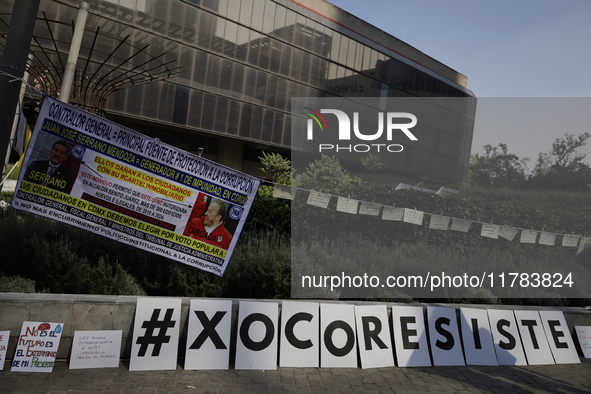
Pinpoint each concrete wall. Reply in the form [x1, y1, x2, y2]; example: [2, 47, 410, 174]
[1, 293, 590, 361]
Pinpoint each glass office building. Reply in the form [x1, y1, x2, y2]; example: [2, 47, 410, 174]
[1, 0, 476, 184]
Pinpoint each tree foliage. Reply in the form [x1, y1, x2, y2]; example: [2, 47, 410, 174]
[468, 143, 528, 189]
[529, 133, 591, 191]
[259, 151, 292, 185]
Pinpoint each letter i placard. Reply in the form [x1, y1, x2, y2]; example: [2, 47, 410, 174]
[11, 321, 64, 373]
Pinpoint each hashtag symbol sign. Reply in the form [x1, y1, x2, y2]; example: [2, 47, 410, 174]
[136, 308, 176, 357]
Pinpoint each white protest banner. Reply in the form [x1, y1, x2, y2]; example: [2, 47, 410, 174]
[235, 301, 279, 370]
[185, 299, 232, 370]
[0, 331, 9, 371]
[12, 97, 260, 277]
[513, 311, 554, 365]
[11, 322, 63, 372]
[487, 309, 527, 365]
[279, 301, 319, 368]
[355, 305, 394, 369]
[129, 297, 181, 371]
[574, 326, 591, 358]
[427, 307, 465, 366]
[69, 330, 122, 369]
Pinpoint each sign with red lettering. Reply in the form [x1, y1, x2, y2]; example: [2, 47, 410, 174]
[11, 322, 63, 373]
[12, 97, 260, 277]
[0, 330, 9, 371]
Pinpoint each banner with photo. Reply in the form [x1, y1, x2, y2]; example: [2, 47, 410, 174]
[12, 97, 260, 277]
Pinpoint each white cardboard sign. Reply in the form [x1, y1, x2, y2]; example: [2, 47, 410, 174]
[307, 190, 331, 208]
[320, 303, 357, 368]
[235, 301, 279, 370]
[574, 326, 591, 358]
[540, 311, 580, 364]
[487, 309, 527, 365]
[11, 322, 63, 373]
[69, 330, 122, 369]
[0, 331, 9, 371]
[336, 197, 359, 214]
[185, 299, 232, 370]
[427, 307, 465, 366]
[513, 311, 554, 365]
[355, 305, 395, 369]
[129, 297, 182, 371]
[392, 306, 431, 367]
[459, 308, 497, 366]
[279, 301, 319, 367]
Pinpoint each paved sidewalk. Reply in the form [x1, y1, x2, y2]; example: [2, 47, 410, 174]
[1, 359, 590, 393]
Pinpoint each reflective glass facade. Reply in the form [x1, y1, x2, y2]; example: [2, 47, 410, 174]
[4, 0, 476, 183]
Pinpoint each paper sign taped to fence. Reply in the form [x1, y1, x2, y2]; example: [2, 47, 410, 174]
[11, 97, 260, 277]
[11, 322, 63, 373]
[70, 330, 122, 369]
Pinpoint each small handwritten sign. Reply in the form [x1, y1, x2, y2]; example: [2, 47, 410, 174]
[0, 331, 9, 371]
[575, 326, 591, 358]
[307, 191, 331, 208]
[11, 321, 63, 373]
[70, 330, 122, 369]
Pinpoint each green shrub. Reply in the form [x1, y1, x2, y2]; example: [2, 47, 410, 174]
[0, 275, 38, 293]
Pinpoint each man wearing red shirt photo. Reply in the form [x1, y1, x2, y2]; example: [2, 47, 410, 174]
[183, 200, 233, 250]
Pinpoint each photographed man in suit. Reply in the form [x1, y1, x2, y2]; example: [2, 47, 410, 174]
[23, 140, 72, 193]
